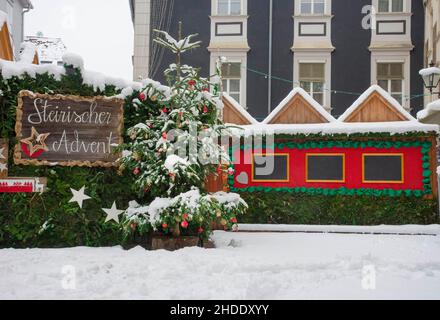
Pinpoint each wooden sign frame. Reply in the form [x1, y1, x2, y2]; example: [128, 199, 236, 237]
[14, 91, 124, 168]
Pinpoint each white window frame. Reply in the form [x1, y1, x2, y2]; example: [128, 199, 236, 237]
[376, 62, 405, 104]
[293, 56, 332, 111]
[300, 0, 326, 15]
[298, 62, 326, 105]
[216, 0, 243, 16]
[210, 55, 247, 108]
[221, 61, 242, 103]
[371, 55, 410, 109]
[377, 0, 405, 13]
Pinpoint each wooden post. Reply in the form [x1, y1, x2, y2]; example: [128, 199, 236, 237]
[0, 139, 8, 178]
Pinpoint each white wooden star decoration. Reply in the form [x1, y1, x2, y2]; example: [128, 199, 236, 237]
[103, 201, 124, 223]
[69, 186, 91, 208]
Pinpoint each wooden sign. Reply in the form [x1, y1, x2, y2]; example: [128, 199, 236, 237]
[14, 91, 124, 167]
[0, 138, 7, 178]
[0, 177, 47, 193]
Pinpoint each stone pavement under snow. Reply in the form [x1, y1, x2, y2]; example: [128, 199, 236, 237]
[1, 231, 439, 299]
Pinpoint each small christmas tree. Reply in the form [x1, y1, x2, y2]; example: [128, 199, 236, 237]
[120, 25, 247, 241]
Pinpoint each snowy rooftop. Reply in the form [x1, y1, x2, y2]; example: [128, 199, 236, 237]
[339, 85, 414, 122]
[223, 93, 259, 125]
[262, 87, 336, 124]
[230, 121, 439, 137]
[24, 36, 67, 63]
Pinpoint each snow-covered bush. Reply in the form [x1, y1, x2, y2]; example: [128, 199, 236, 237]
[122, 188, 247, 239]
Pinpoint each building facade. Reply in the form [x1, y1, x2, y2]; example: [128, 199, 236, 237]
[130, 0, 425, 120]
[422, 0, 440, 106]
[24, 35, 67, 66]
[0, 0, 33, 59]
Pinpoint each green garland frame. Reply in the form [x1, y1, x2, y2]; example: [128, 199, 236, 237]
[228, 138, 434, 198]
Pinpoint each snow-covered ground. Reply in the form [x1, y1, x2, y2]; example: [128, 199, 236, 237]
[1, 230, 440, 300]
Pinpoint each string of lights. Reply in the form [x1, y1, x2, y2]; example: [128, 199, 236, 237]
[242, 65, 431, 102]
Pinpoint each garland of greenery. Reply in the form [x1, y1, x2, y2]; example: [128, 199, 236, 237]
[228, 138, 433, 197]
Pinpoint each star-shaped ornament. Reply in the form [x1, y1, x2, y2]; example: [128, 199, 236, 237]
[20, 127, 50, 157]
[69, 186, 91, 208]
[0, 147, 5, 160]
[0, 163, 7, 172]
[103, 202, 124, 223]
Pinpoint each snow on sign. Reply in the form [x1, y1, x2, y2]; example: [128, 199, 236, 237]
[13, 91, 124, 167]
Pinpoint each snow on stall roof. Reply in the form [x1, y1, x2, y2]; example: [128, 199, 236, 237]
[419, 67, 440, 77]
[417, 99, 440, 121]
[18, 42, 37, 64]
[223, 93, 259, 125]
[230, 121, 439, 137]
[262, 87, 336, 124]
[339, 85, 414, 122]
[25, 36, 66, 63]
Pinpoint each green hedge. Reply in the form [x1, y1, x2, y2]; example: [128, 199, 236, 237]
[0, 68, 143, 248]
[0, 67, 438, 248]
[240, 192, 439, 225]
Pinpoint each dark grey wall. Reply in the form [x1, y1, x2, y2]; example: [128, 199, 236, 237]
[331, 0, 371, 118]
[410, 0, 425, 114]
[149, 0, 425, 119]
[153, 0, 211, 85]
[247, 0, 270, 121]
[270, 0, 295, 115]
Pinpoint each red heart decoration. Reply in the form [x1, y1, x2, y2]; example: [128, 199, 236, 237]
[21, 143, 45, 158]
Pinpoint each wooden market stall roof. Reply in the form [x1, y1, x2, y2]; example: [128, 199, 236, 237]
[0, 18, 13, 61]
[262, 87, 336, 125]
[339, 85, 414, 123]
[222, 93, 258, 125]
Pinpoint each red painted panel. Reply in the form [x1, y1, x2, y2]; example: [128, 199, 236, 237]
[232, 146, 424, 190]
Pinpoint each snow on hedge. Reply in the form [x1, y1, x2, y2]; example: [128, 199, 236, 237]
[18, 42, 37, 64]
[230, 121, 439, 137]
[0, 52, 143, 92]
[62, 52, 84, 70]
[0, 59, 65, 80]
